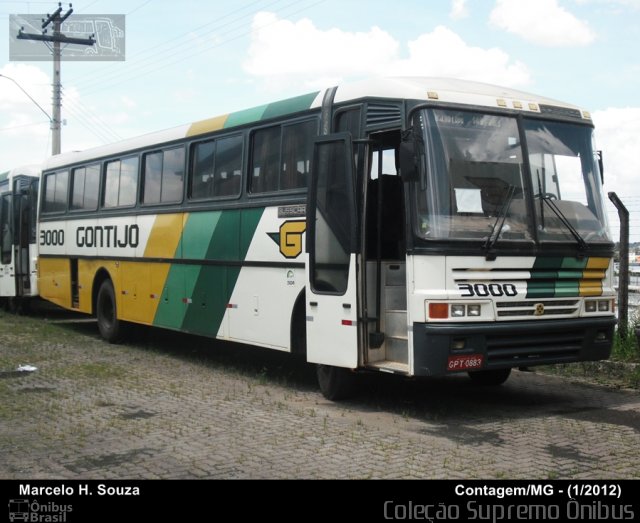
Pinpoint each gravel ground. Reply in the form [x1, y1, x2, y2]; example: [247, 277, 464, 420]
[1, 304, 639, 479]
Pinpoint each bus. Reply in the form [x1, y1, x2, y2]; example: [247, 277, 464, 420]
[36, 77, 616, 399]
[0, 165, 39, 311]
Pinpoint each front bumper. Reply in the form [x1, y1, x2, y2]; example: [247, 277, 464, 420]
[412, 317, 616, 377]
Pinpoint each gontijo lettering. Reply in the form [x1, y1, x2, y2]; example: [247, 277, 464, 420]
[76, 224, 139, 248]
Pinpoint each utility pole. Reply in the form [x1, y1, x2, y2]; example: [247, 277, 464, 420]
[16, 3, 94, 155]
[609, 192, 630, 337]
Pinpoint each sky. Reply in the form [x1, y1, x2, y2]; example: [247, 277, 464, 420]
[0, 0, 639, 240]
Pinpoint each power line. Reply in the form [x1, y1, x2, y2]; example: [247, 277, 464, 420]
[61, 85, 123, 142]
[61, 97, 120, 143]
[0, 121, 49, 131]
[67, 0, 285, 92]
[68, 0, 326, 97]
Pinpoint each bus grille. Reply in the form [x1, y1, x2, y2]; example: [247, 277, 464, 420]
[496, 299, 580, 317]
[485, 328, 584, 366]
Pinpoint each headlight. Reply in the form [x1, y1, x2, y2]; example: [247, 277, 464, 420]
[598, 300, 610, 312]
[467, 304, 481, 317]
[451, 304, 466, 317]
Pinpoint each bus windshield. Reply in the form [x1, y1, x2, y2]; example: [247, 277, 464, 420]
[414, 108, 610, 246]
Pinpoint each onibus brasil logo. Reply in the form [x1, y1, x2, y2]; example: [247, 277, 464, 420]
[8, 499, 72, 522]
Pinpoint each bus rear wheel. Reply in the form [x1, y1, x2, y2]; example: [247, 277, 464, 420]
[468, 368, 511, 386]
[96, 279, 127, 343]
[316, 364, 356, 400]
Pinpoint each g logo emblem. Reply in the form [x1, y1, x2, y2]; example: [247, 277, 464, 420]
[534, 303, 545, 316]
[278, 220, 306, 259]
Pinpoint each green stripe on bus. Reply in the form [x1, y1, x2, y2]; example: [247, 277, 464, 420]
[526, 257, 588, 298]
[560, 258, 588, 269]
[222, 91, 319, 129]
[181, 208, 263, 336]
[525, 281, 555, 299]
[182, 211, 222, 259]
[261, 92, 320, 120]
[529, 270, 558, 280]
[554, 280, 580, 297]
[557, 270, 584, 279]
[531, 256, 587, 270]
[153, 211, 221, 330]
[159, 208, 264, 337]
[224, 104, 269, 129]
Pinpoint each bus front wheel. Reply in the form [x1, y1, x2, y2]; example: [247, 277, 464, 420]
[316, 364, 356, 400]
[468, 368, 511, 386]
[96, 279, 127, 343]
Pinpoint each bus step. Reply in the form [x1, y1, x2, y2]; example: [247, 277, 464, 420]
[385, 336, 408, 363]
[367, 361, 409, 374]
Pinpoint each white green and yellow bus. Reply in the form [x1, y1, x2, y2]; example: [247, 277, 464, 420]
[36, 77, 616, 399]
[0, 165, 39, 311]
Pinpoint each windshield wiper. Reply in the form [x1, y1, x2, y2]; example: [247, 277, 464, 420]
[483, 185, 516, 261]
[538, 195, 588, 253]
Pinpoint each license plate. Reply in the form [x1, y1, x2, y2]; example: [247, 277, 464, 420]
[447, 354, 484, 371]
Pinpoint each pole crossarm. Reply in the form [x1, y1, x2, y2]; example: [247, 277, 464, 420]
[13, 3, 95, 155]
[17, 31, 95, 46]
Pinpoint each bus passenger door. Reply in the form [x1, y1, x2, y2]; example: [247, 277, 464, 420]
[306, 133, 359, 368]
[0, 193, 14, 298]
[13, 178, 34, 297]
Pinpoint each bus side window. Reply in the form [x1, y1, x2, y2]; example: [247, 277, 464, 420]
[191, 140, 215, 200]
[104, 156, 139, 208]
[42, 171, 69, 213]
[71, 163, 100, 211]
[142, 147, 184, 205]
[191, 134, 243, 200]
[251, 126, 280, 193]
[280, 120, 315, 191]
[214, 134, 242, 198]
[251, 120, 315, 194]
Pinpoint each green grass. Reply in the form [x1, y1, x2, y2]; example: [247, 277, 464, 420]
[52, 362, 128, 381]
[611, 329, 640, 362]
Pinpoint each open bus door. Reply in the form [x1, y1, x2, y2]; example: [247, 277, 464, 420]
[0, 191, 14, 299]
[13, 177, 35, 298]
[0, 176, 38, 307]
[306, 133, 360, 399]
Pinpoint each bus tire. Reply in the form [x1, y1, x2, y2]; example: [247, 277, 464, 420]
[96, 279, 127, 343]
[316, 364, 356, 400]
[468, 368, 511, 386]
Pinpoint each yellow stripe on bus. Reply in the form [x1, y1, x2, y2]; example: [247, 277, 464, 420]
[586, 257, 610, 270]
[120, 261, 173, 324]
[579, 281, 603, 297]
[144, 213, 185, 258]
[120, 213, 187, 323]
[186, 114, 229, 137]
[39, 258, 71, 309]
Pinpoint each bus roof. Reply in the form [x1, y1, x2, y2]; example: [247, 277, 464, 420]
[43, 77, 590, 171]
[0, 164, 41, 180]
